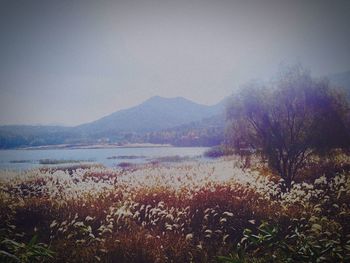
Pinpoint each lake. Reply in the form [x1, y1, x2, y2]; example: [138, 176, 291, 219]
[0, 147, 209, 170]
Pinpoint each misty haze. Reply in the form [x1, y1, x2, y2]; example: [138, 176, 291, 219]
[0, 1, 350, 263]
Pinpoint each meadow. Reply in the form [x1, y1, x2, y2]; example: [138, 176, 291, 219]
[0, 155, 349, 262]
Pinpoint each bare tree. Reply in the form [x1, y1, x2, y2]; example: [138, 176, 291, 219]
[226, 65, 350, 191]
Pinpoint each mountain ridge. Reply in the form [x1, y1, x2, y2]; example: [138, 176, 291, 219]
[75, 96, 225, 135]
[1, 69, 349, 149]
[0, 96, 226, 148]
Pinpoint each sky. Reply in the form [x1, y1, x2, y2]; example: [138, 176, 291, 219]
[0, 0, 350, 126]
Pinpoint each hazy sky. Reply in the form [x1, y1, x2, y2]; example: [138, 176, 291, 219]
[1, 0, 350, 126]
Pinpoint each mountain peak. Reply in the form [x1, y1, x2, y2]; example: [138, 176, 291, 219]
[142, 96, 204, 107]
[76, 95, 224, 133]
[145, 95, 188, 102]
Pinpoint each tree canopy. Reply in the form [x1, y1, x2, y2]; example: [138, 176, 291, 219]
[226, 65, 350, 190]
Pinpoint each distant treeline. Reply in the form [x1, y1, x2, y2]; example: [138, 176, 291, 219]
[0, 121, 225, 149]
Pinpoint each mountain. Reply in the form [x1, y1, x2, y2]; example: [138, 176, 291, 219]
[75, 96, 225, 136]
[141, 113, 226, 147]
[0, 96, 227, 148]
[3, 70, 349, 149]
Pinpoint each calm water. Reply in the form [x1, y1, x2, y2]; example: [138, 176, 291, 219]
[0, 147, 209, 170]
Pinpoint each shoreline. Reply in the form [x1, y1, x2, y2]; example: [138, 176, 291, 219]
[13, 143, 174, 150]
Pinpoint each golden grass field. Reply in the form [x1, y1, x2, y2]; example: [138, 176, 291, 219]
[0, 156, 350, 262]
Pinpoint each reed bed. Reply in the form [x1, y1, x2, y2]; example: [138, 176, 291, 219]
[0, 156, 349, 262]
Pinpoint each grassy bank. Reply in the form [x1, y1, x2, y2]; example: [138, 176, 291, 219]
[0, 156, 349, 262]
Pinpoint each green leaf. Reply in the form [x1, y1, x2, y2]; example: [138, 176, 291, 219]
[0, 250, 20, 262]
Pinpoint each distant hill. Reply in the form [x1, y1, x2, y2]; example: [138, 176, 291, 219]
[0, 96, 227, 148]
[141, 113, 226, 146]
[0, 125, 76, 148]
[76, 96, 225, 136]
[3, 70, 348, 149]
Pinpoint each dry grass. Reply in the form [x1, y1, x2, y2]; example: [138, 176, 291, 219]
[0, 155, 349, 262]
